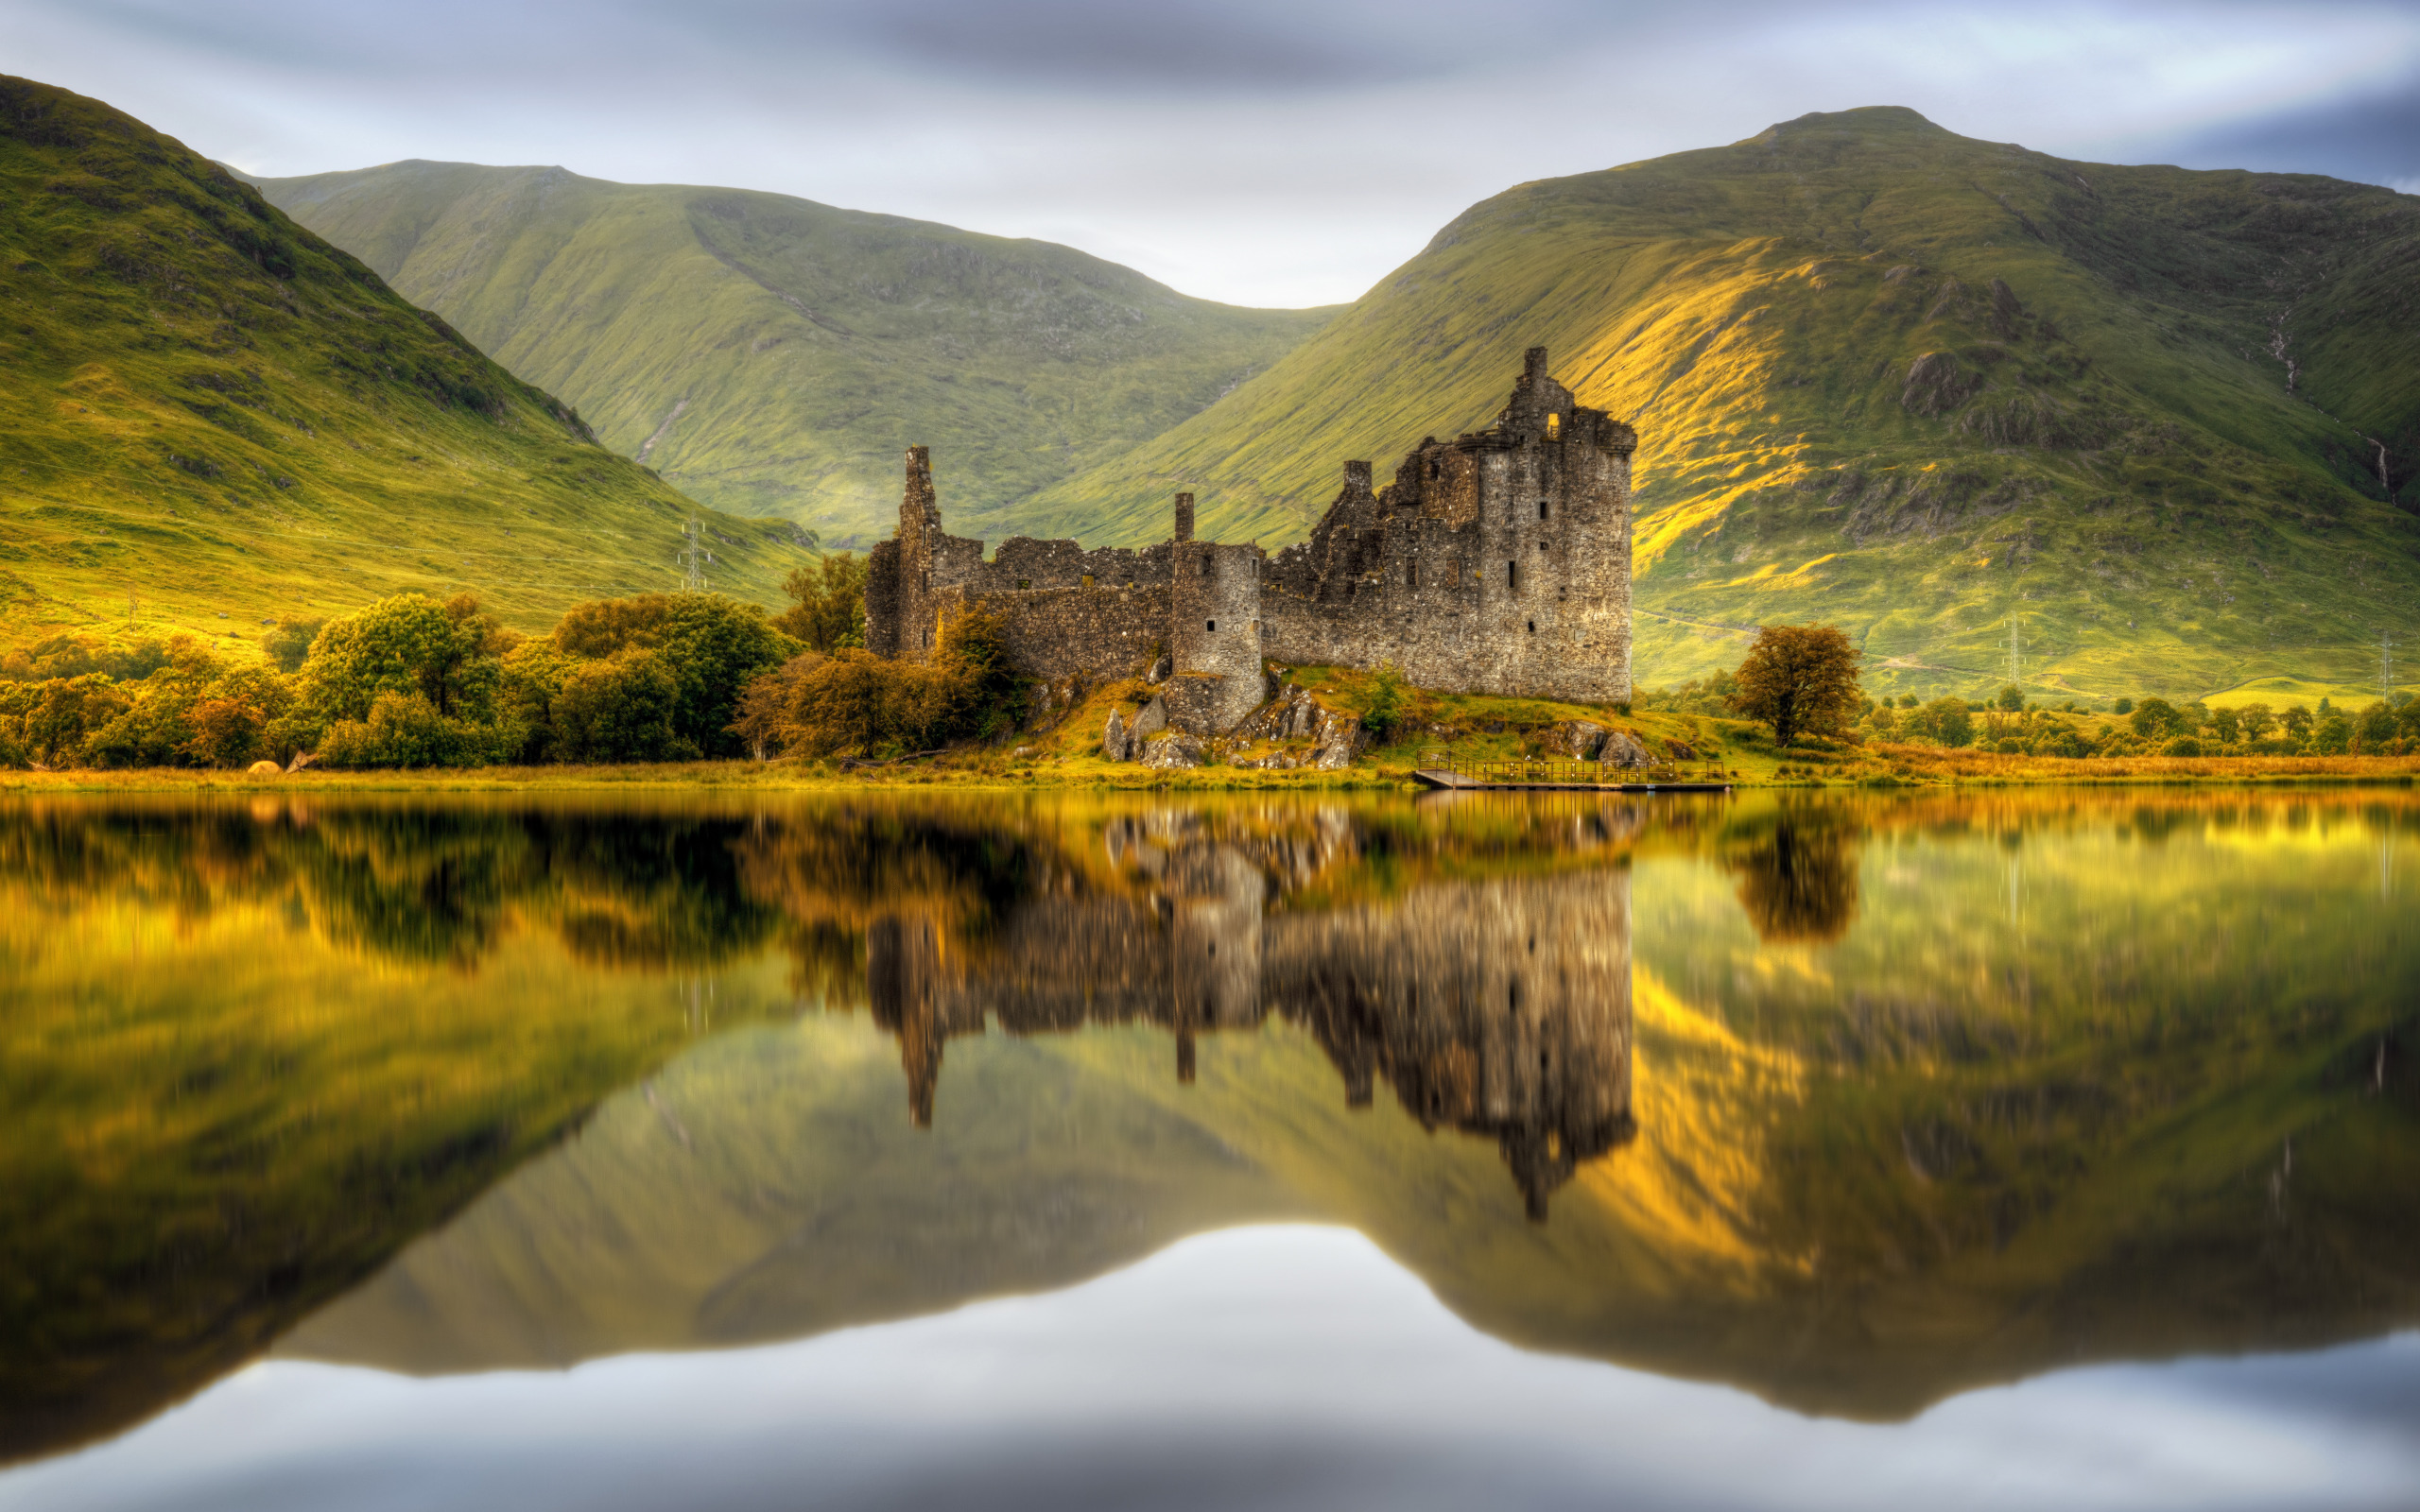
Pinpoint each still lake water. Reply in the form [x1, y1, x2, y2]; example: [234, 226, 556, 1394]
[1, 788, 2414, 1511]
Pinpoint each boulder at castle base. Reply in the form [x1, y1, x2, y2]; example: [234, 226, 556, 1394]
[1102, 710, 1132, 762]
[1602, 731, 1652, 767]
[1142, 733, 1207, 770]
[1311, 710, 1363, 770]
[1132, 696, 1168, 736]
[1548, 720, 1608, 759]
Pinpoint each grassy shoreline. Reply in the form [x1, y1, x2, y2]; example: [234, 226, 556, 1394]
[4, 750, 2415, 796]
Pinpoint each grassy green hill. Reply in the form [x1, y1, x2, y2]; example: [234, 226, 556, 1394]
[1020, 108, 2420, 701]
[0, 77, 810, 659]
[246, 161, 1334, 549]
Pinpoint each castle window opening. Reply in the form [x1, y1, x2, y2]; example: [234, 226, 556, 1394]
[1547, 412, 1560, 439]
[1081, 574, 1094, 588]
[1407, 560, 1418, 589]
[1428, 459, 1441, 480]
[1206, 620, 1217, 632]
[1538, 499, 1549, 521]
[1016, 578, 1030, 590]
[1527, 620, 1536, 634]
[1507, 560, 1518, 590]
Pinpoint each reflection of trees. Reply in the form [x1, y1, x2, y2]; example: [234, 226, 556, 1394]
[1727, 815, 1860, 944]
[0, 804, 783, 973]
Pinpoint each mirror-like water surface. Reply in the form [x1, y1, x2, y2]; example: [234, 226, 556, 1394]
[2, 790, 2414, 1510]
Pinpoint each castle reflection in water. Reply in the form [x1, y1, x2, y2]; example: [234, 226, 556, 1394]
[865, 808, 1640, 1218]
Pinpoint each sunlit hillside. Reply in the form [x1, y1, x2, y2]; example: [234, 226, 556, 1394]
[0, 77, 810, 657]
[248, 161, 1334, 549]
[1018, 108, 2420, 700]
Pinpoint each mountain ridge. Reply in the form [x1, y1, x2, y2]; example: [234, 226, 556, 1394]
[1018, 106, 2420, 698]
[246, 159, 1335, 548]
[0, 77, 810, 650]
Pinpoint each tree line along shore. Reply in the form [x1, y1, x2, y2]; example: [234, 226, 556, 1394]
[1, 560, 2415, 784]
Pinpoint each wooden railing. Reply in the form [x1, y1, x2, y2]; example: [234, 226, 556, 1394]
[1417, 748, 1727, 786]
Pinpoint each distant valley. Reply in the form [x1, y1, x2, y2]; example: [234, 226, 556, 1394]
[248, 162, 1332, 550]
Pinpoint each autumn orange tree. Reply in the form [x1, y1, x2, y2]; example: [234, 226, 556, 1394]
[1728, 624, 1864, 748]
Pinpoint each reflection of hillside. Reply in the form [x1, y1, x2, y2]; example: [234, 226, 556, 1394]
[0, 801, 793, 1468]
[9, 788, 2417, 1460]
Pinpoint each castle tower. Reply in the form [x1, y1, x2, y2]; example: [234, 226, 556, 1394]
[1167, 491, 1266, 734]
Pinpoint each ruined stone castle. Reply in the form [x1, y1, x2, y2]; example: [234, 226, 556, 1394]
[864, 348, 1637, 725]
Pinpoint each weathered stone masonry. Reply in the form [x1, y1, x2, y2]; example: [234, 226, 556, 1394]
[1262, 348, 1636, 705]
[862, 348, 1636, 728]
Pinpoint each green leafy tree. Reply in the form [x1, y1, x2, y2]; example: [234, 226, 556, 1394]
[551, 651, 687, 764]
[2355, 700, 2395, 751]
[2209, 706, 2241, 746]
[2238, 702, 2276, 742]
[262, 618, 326, 675]
[1994, 684, 2024, 712]
[1726, 624, 1863, 748]
[2127, 698, 2174, 738]
[2311, 712, 2353, 755]
[182, 697, 267, 767]
[552, 593, 795, 759]
[302, 593, 502, 726]
[774, 555, 869, 653]
[2113, 697, 2134, 714]
[2280, 705, 2313, 740]
[1914, 696, 1974, 747]
[4, 675, 130, 766]
[318, 692, 480, 768]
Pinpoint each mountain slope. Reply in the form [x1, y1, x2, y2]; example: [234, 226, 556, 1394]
[248, 162, 1334, 548]
[0, 77, 808, 655]
[1021, 108, 2420, 699]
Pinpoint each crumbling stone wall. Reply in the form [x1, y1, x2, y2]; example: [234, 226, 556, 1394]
[1263, 348, 1635, 704]
[864, 348, 1636, 723]
[930, 582, 1173, 681]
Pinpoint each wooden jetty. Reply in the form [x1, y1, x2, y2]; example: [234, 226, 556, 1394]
[1412, 749, 1731, 795]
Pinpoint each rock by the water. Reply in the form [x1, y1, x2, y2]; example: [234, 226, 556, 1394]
[1132, 696, 1168, 736]
[1142, 732, 1207, 770]
[1102, 710, 1132, 762]
[246, 760, 282, 776]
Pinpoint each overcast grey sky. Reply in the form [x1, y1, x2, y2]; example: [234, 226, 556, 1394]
[7, 1, 2417, 307]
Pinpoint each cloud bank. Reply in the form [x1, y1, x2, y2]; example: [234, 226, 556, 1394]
[5, 0, 2415, 305]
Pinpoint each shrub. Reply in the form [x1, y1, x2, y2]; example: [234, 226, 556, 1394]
[318, 692, 479, 769]
[2310, 713, 2353, 755]
[1994, 684, 2024, 712]
[2113, 697, 2134, 714]
[2161, 735, 2202, 758]
[1907, 696, 1973, 747]
[735, 607, 1018, 758]
[552, 651, 688, 763]
[774, 555, 869, 653]
[553, 593, 795, 758]
[182, 697, 266, 767]
[1362, 662, 1409, 745]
